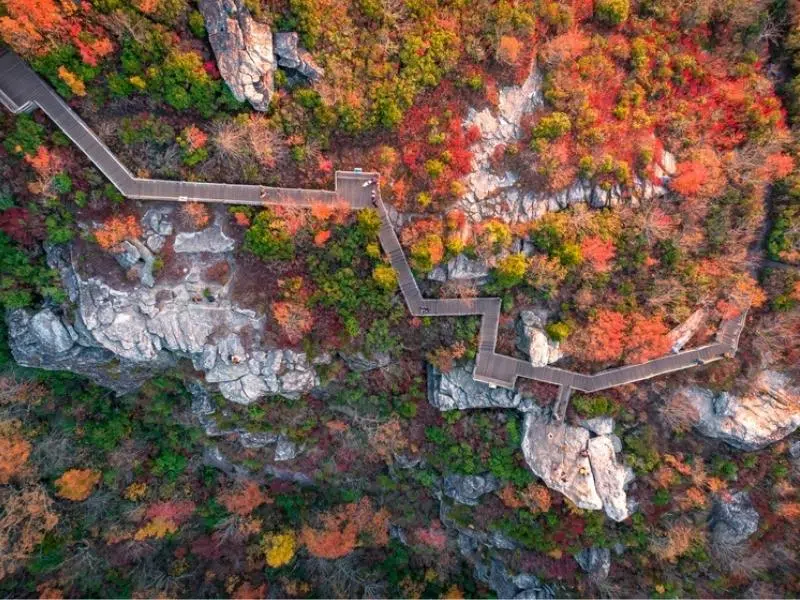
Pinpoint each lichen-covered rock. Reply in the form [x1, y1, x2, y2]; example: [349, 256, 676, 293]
[516, 310, 561, 367]
[676, 371, 800, 450]
[427, 363, 533, 411]
[443, 473, 499, 506]
[198, 0, 275, 111]
[710, 491, 759, 548]
[174, 223, 235, 254]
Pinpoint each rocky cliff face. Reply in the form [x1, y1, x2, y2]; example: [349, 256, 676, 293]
[458, 63, 676, 224]
[199, 0, 275, 111]
[7, 211, 318, 405]
[428, 364, 635, 521]
[673, 370, 800, 450]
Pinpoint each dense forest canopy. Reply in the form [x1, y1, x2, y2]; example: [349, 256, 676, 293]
[0, 0, 798, 597]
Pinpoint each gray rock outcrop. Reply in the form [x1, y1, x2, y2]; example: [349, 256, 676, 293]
[427, 363, 536, 412]
[341, 351, 391, 373]
[516, 310, 561, 367]
[521, 411, 634, 521]
[710, 491, 760, 548]
[8, 241, 318, 406]
[448, 253, 490, 281]
[199, 0, 275, 111]
[675, 371, 800, 450]
[273, 32, 324, 82]
[473, 558, 555, 600]
[457, 60, 675, 223]
[174, 223, 235, 254]
[7, 308, 174, 394]
[575, 546, 611, 581]
[443, 473, 499, 506]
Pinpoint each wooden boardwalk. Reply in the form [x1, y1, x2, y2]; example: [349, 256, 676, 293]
[0, 49, 749, 415]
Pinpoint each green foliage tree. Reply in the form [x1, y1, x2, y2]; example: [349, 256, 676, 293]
[244, 210, 295, 261]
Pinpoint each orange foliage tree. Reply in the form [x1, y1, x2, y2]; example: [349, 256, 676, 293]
[670, 147, 725, 199]
[0, 435, 31, 484]
[0, 0, 112, 63]
[94, 215, 142, 250]
[497, 35, 523, 65]
[54, 468, 101, 501]
[0, 485, 59, 580]
[181, 202, 211, 229]
[272, 301, 314, 344]
[220, 481, 269, 516]
[300, 498, 389, 560]
[577, 309, 626, 362]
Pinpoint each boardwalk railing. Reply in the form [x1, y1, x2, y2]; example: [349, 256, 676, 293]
[0, 49, 750, 417]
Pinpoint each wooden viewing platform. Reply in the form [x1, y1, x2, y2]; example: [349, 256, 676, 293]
[0, 49, 750, 417]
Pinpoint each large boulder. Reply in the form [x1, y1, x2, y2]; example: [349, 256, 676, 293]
[521, 412, 634, 521]
[198, 0, 275, 111]
[427, 363, 534, 411]
[447, 254, 490, 282]
[710, 491, 760, 548]
[675, 371, 800, 450]
[515, 310, 561, 367]
[575, 547, 611, 581]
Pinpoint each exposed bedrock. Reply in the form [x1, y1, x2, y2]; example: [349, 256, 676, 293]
[672, 370, 800, 450]
[516, 310, 561, 367]
[7, 228, 318, 405]
[458, 61, 676, 224]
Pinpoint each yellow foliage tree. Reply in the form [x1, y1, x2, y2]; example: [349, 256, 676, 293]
[54, 468, 101, 502]
[134, 516, 178, 541]
[372, 264, 398, 291]
[56, 66, 85, 97]
[261, 531, 296, 568]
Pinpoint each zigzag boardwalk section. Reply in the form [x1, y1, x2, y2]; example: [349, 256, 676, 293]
[0, 49, 749, 416]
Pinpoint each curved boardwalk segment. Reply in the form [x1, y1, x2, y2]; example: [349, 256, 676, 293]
[0, 50, 749, 416]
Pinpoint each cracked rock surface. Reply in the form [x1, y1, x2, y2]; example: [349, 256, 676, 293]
[521, 412, 634, 521]
[199, 0, 275, 111]
[8, 221, 318, 405]
[675, 370, 800, 450]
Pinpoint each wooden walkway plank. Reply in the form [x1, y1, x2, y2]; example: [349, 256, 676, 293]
[0, 48, 751, 406]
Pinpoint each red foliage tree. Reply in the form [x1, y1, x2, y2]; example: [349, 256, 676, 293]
[624, 313, 671, 364]
[0, 208, 45, 247]
[580, 235, 616, 272]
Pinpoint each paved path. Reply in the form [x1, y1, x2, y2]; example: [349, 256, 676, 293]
[0, 50, 749, 415]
